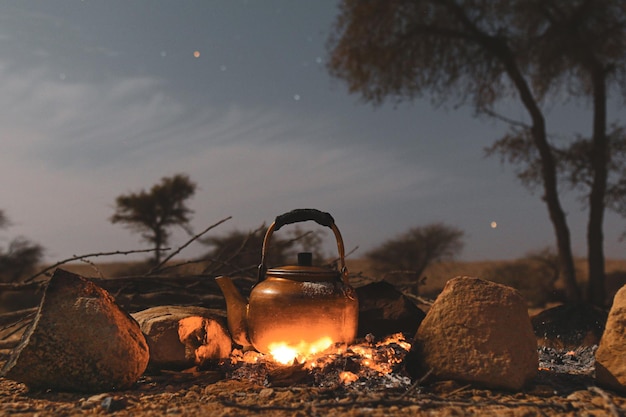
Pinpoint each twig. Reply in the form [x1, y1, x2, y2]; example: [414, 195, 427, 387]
[24, 248, 167, 283]
[397, 368, 434, 400]
[0, 315, 34, 341]
[448, 383, 472, 396]
[325, 245, 359, 268]
[344, 245, 359, 259]
[202, 224, 266, 276]
[0, 308, 38, 326]
[0, 281, 44, 291]
[79, 258, 105, 279]
[0, 338, 20, 349]
[403, 292, 435, 306]
[481, 107, 530, 129]
[147, 216, 232, 275]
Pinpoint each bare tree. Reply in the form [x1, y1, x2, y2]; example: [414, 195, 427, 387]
[110, 174, 196, 265]
[327, 0, 626, 305]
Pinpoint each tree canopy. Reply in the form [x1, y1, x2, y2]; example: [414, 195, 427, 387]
[327, 0, 626, 306]
[110, 174, 197, 265]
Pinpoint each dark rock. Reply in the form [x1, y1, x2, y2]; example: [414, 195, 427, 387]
[355, 280, 425, 338]
[531, 303, 607, 349]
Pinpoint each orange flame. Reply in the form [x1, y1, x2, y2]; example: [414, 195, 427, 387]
[268, 337, 334, 365]
[339, 371, 359, 385]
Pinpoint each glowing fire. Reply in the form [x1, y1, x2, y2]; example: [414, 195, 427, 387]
[264, 333, 411, 379]
[268, 337, 334, 365]
[227, 333, 412, 388]
[339, 371, 359, 385]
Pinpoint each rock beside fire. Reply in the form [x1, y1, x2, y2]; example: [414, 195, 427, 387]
[595, 285, 626, 393]
[132, 306, 231, 370]
[356, 280, 425, 338]
[409, 276, 537, 391]
[531, 303, 607, 349]
[1, 269, 149, 392]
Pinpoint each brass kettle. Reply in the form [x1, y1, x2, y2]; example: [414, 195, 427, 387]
[215, 209, 359, 356]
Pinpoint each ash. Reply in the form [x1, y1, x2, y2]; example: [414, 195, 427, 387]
[537, 345, 597, 375]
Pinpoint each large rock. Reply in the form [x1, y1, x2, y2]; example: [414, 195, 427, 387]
[595, 285, 626, 393]
[408, 276, 537, 391]
[356, 280, 425, 338]
[132, 306, 231, 370]
[531, 303, 607, 349]
[1, 269, 149, 392]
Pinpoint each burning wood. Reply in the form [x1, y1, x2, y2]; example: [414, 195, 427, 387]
[215, 333, 412, 390]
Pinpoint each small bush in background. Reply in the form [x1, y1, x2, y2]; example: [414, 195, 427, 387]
[366, 223, 464, 296]
[482, 248, 561, 307]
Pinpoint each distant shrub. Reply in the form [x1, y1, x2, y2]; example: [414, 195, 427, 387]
[482, 248, 560, 307]
[0, 210, 44, 282]
[366, 223, 464, 295]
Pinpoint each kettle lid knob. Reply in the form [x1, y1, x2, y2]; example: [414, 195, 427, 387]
[297, 252, 313, 266]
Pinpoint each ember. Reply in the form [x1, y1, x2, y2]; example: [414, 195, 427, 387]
[223, 333, 413, 390]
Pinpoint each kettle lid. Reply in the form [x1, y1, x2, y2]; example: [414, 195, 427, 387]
[266, 252, 341, 281]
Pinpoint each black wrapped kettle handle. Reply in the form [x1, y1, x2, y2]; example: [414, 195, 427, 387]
[258, 208, 348, 284]
[273, 208, 335, 231]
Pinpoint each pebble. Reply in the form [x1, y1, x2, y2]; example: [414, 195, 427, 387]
[258, 388, 274, 398]
[101, 396, 127, 413]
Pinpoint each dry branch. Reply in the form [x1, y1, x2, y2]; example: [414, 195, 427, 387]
[0, 339, 19, 349]
[0, 308, 37, 326]
[201, 224, 266, 276]
[24, 248, 166, 283]
[147, 216, 232, 275]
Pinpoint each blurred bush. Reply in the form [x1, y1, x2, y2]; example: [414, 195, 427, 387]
[482, 248, 561, 307]
[0, 210, 44, 283]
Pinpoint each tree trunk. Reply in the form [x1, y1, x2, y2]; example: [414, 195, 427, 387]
[587, 66, 608, 307]
[154, 227, 163, 265]
[497, 48, 581, 303]
[532, 124, 581, 303]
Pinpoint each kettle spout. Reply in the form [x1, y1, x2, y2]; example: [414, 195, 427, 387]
[215, 276, 251, 348]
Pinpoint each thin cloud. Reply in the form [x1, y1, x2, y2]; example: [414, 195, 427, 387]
[0, 62, 438, 262]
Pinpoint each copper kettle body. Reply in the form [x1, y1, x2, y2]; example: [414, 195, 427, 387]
[215, 209, 359, 355]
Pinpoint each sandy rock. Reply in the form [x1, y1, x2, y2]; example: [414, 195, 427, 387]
[132, 306, 231, 370]
[1, 269, 149, 392]
[356, 280, 425, 338]
[595, 285, 626, 393]
[409, 276, 537, 391]
[179, 315, 232, 365]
